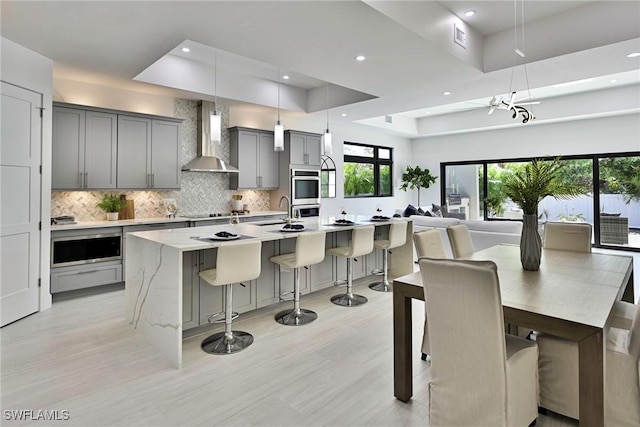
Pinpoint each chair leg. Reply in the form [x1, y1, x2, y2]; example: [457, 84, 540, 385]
[201, 284, 254, 354]
[331, 258, 367, 307]
[275, 267, 318, 326]
[369, 248, 392, 292]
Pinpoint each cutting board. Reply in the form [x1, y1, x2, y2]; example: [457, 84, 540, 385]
[118, 196, 135, 220]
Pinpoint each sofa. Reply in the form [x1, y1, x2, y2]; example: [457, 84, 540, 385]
[407, 215, 523, 259]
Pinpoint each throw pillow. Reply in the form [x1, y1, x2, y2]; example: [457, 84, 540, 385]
[417, 207, 425, 215]
[432, 203, 447, 218]
[424, 210, 433, 217]
[403, 204, 419, 217]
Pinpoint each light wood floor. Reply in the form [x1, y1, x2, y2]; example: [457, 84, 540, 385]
[2, 277, 579, 427]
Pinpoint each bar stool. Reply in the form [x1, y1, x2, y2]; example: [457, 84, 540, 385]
[198, 240, 262, 355]
[327, 225, 374, 307]
[369, 221, 408, 292]
[270, 231, 327, 326]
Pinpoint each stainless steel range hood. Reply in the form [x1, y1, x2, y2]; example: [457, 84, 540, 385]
[182, 100, 239, 173]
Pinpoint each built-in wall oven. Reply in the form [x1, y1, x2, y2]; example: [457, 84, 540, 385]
[291, 168, 321, 206]
[51, 232, 122, 267]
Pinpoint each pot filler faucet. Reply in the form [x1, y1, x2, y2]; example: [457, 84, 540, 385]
[279, 195, 292, 223]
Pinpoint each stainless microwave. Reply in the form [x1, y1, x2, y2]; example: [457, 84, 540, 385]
[291, 169, 321, 205]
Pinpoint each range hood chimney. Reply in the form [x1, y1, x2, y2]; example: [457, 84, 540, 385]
[181, 100, 239, 173]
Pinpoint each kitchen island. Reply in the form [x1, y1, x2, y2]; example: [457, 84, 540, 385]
[125, 216, 413, 367]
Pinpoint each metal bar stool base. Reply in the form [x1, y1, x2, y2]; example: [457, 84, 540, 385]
[274, 308, 318, 326]
[331, 293, 368, 307]
[369, 281, 392, 292]
[201, 331, 254, 355]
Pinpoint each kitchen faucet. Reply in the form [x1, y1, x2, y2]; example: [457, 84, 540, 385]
[279, 195, 292, 223]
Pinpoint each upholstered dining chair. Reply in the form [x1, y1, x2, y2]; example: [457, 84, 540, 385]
[413, 229, 447, 361]
[418, 257, 539, 426]
[543, 221, 592, 252]
[446, 224, 475, 258]
[537, 300, 640, 425]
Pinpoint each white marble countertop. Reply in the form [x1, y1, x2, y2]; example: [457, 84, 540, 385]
[51, 210, 287, 231]
[128, 215, 408, 252]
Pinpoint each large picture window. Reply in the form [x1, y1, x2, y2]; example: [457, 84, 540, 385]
[441, 152, 640, 252]
[343, 142, 393, 198]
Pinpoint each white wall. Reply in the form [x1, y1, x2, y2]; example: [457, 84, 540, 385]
[1, 37, 54, 310]
[411, 113, 640, 205]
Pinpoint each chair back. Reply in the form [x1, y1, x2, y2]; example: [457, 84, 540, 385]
[295, 230, 326, 267]
[348, 225, 375, 258]
[419, 257, 508, 425]
[543, 222, 592, 252]
[387, 221, 408, 249]
[413, 229, 447, 258]
[214, 240, 262, 285]
[627, 300, 640, 358]
[446, 224, 475, 258]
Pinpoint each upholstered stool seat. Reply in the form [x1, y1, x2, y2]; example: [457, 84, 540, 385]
[369, 221, 407, 292]
[327, 225, 374, 307]
[270, 231, 326, 326]
[198, 240, 262, 355]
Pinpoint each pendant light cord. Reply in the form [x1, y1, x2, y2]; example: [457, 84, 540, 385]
[214, 49, 218, 113]
[325, 82, 330, 132]
[277, 66, 281, 123]
[508, 0, 534, 116]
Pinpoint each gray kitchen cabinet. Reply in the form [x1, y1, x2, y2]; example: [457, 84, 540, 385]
[286, 130, 322, 167]
[117, 116, 180, 189]
[182, 251, 199, 330]
[256, 241, 279, 308]
[50, 260, 122, 293]
[309, 233, 335, 292]
[52, 106, 117, 189]
[229, 127, 279, 189]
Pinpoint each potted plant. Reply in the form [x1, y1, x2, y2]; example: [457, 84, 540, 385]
[97, 194, 126, 221]
[400, 166, 437, 208]
[502, 158, 585, 270]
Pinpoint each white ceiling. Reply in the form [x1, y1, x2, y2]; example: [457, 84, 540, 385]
[1, 1, 639, 138]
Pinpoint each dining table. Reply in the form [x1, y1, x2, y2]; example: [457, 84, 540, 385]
[393, 244, 634, 427]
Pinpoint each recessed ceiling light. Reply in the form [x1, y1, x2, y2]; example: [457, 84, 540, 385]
[355, 55, 366, 61]
[464, 10, 476, 17]
[341, 113, 347, 117]
[627, 52, 640, 58]
[282, 75, 290, 80]
[443, 91, 451, 96]
[181, 47, 190, 53]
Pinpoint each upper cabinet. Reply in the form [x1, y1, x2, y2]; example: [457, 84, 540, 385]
[117, 116, 181, 189]
[229, 127, 279, 189]
[52, 103, 182, 191]
[52, 106, 117, 190]
[285, 130, 322, 167]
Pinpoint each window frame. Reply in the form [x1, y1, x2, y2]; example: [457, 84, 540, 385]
[343, 141, 393, 198]
[440, 151, 640, 253]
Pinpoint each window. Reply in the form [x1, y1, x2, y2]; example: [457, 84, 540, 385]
[321, 155, 336, 198]
[441, 151, 640, 252]
[343, 142, 393, 197]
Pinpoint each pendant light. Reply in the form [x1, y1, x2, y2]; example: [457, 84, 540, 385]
[274, 67, 284, 151]
[322, 82, 333, 155]
[210, 49, 222, 144]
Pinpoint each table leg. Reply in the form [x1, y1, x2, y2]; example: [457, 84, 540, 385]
[393, 284, 413, 402]
[578, 330, 604, 427]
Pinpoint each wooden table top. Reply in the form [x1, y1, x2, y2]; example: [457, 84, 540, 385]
[400, 244, 633, 330]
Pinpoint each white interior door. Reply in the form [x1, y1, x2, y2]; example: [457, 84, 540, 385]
[1, 81, 41, 326]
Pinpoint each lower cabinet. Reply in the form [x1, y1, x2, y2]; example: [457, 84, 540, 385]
[51, 261, 122, 293]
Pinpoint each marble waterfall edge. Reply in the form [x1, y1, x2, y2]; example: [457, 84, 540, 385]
[125, 235, 183, 368]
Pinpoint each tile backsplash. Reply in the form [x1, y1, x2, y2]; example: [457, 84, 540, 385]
[51, 99, 271, 221]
